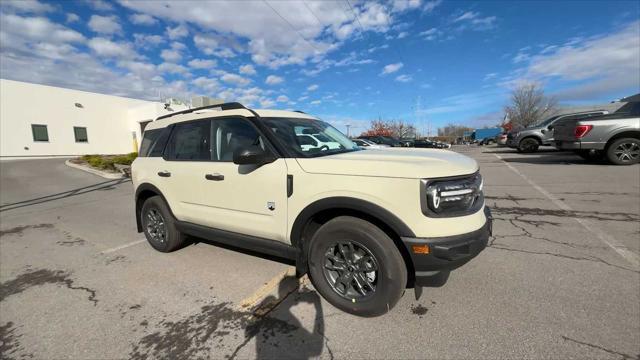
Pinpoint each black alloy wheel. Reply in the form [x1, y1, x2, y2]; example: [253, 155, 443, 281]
[322, 241, 378, 299]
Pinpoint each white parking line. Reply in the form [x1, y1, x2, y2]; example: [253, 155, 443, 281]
[494, 153, 640, 269]
[101, 239, 147, 254]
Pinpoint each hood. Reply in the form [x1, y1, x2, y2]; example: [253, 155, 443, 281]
[295, 148, 478, 179]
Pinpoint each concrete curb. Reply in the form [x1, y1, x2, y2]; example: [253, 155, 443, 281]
[65, 159, 124, 179]
[235, 267, 308, 317]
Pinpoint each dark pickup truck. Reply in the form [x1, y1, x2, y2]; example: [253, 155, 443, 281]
[553, 94, 640, 165]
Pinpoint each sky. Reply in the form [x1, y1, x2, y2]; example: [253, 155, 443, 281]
[1, 0, 638, 135]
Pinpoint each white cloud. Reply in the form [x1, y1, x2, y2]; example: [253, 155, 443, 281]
[118, 1, 397, 69]
[523, 21, 640, 100]
[260, 98, 276, 108]
[160, 49, 182, 63]
[166, 24, 188, 40]
[512, 52, 530, 64]
[239, 64, 256, 75]
[133, 33, 163, 47]
[221, 72, 251, 86]
[391, 0, 422, 12]
[452, 11, 496, 30]
[88, 15, 122, 35]
[381, 62, 403, 75]
[310, 100, 322, 105]
[87, 0, 114, 12]
[307, 84, 319, 91]
[0, 13, 85, 46]
[129, 13, 157, 26]
[397, 31, 409, 39]
[193, 33, 241, 58]
[423, 0, 442, 12]
[368, 44, 389, 53]
[483, 73, 498, 81]
[158, 62, 189, 75]
[1, 0, 55, 14]
[395, 74, 412, 82]
[192, 77, 220, 93]
[276, 95, 289, 102]
[419, 27, 439, 40]
[265, 75, 284, 85]
[188, 59, 217, 69]
[66, 13, 80, 23]
[88, 37, 137, 59]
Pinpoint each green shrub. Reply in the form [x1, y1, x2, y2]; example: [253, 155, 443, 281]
[80, 152, 137, 171]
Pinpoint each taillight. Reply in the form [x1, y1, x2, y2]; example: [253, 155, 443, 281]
[574, 125, 593, 139]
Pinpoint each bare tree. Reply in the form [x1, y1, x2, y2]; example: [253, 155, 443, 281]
[361, 119, 416, 138]
[504, 83, 558, 129]
[389, 120, 417, 139]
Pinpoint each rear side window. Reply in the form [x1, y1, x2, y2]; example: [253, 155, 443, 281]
[165, 120, 211, 160]
[139, 129, 160, 157]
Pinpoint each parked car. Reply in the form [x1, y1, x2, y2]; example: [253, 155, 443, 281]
[508, 110, 609, 153]
[133, 102, 491, 317]
[352, 138, 389, 149]
[297, 133, 341, 151]
[413, 139, 444, 148]
[553, 95, 640, 165]
[473, 128, 502, 144]
[495, 133, 508, 146]
[358, 135, 402, 147]
[399, 138, 415, 147]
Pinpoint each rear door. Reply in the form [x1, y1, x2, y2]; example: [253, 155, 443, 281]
[158, 119, 214, 224]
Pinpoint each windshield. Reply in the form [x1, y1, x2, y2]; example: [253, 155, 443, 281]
[262, 117, 360, 158]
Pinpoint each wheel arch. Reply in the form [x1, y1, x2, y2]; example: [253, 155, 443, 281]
[135, 183, 173, 233]
[605, 131, 640, 149]
[519, 135, 542, 145]
[290, 197, 416, 285]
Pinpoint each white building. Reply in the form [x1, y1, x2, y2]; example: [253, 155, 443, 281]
[0, 79, 210, 158]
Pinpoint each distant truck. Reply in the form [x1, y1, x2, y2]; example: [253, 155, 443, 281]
[473, 128, 502, 144]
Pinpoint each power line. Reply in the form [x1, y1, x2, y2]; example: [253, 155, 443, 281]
[302, 0, 324, 28]
[263, 0, 320, 54]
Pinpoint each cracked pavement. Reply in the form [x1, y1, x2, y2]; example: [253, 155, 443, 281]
[1, 147, 639, 359]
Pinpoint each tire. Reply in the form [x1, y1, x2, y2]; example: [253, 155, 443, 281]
[141, 195, 186, 252]
[518, 138, 540, 153]
[606, 138, 640, 165]
[307, 216, 407, 317]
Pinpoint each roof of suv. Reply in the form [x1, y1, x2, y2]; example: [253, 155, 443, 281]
[145, 102, 319, 131]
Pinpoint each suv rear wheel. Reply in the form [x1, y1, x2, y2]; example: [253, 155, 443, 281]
[517, 137, 539, 153]
[606, 138, 640, 165]
[307, 216, 407, 317]
[141, 196, 186, 252]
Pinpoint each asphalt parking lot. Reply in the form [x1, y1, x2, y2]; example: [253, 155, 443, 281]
[1, 146, 639, 359]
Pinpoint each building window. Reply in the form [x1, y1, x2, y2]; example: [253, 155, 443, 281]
[74, 127, 88, 143]
[31, 124, 49, 142]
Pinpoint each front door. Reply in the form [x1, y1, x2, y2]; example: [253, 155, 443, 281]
[194, 117, 289, 242]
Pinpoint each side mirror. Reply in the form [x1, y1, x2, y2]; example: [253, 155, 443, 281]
[541, 129, 547, 134]
[233, 146, 275, 165]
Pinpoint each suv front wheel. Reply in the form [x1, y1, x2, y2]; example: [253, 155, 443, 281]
[307, 216, 407, 317]
[141, 196, 186, 252]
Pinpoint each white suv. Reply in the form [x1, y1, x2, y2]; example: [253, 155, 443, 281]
[132, 102, 491, 316]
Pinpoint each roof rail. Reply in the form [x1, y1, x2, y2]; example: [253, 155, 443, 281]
[293, 110, 306, 114]
[156, 102, 247, 121]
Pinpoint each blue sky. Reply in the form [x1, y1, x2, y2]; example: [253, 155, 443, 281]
[1, 0, 638, 135]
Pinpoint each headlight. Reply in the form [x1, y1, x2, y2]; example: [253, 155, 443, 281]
[422, 173, 484, 217]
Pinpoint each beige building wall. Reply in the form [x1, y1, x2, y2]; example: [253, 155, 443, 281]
[0, 79, 186, 158]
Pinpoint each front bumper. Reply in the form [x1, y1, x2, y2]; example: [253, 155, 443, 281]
[401, 207, 492, 286]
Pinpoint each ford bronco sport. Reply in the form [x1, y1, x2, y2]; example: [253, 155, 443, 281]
[132, 102, 491, 317]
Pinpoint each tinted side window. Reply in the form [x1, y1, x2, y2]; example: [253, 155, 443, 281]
[212, 118, 265, 162]
[149, 127, 171, 157]
[165, 120, 211, 160]
[139, 129, 160, 157]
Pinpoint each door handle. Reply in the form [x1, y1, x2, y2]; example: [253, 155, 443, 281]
[205, 173, 224, 181]
[157, 171, 171, 177]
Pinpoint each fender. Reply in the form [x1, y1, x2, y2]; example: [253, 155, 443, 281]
[290, 196, 416, 248]
[135, 183, 175, 232]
